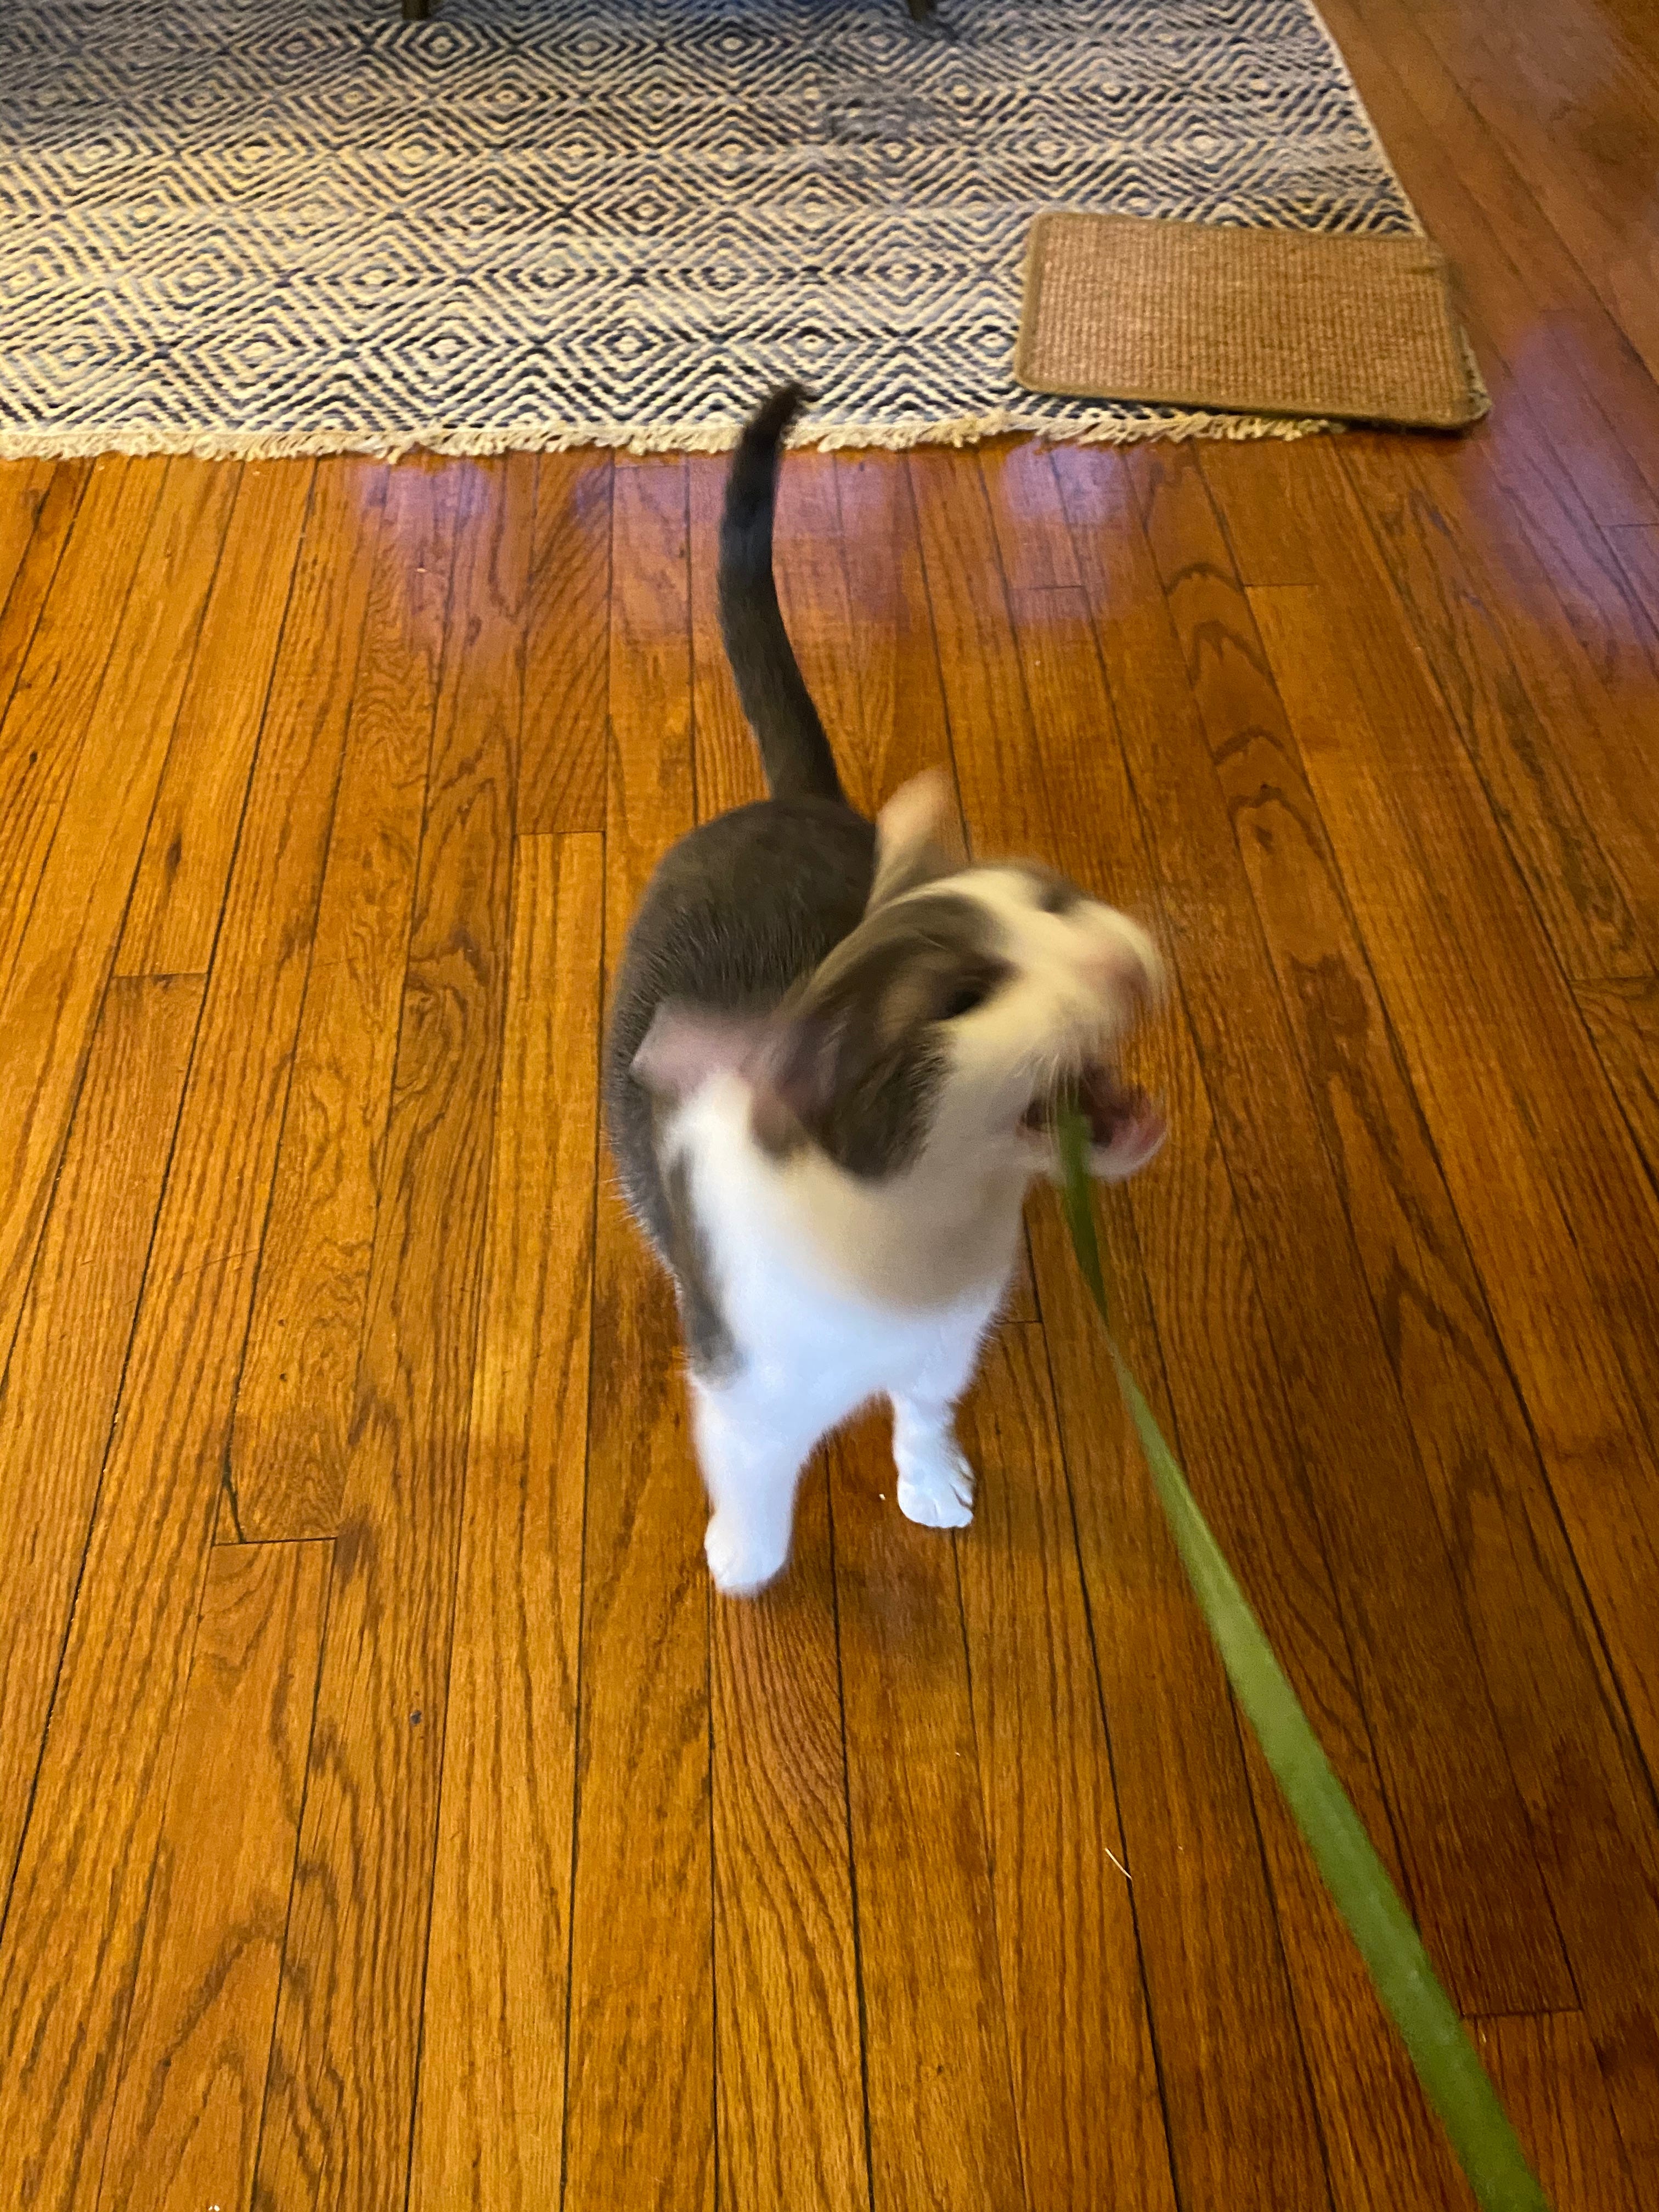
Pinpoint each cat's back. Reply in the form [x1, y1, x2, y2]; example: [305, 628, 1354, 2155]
[603, 793, 877, 1247]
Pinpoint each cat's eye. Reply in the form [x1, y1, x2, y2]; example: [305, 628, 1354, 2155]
[941, 980, 990, 1020]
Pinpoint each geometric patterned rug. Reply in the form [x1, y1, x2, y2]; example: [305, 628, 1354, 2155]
[0, 0, 1417, 459]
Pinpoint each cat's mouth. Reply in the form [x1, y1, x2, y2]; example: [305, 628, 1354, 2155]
[1021, 1059, 1165, 1175]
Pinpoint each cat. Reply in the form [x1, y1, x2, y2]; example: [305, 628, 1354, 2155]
[603, 384, 1164, 1596]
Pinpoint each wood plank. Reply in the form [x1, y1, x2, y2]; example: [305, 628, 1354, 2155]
[1400, 0, 1659, 386]
[0, 462, 59, 638]
[955, 1328, 1177, 2212]
[1337, 432, 1659, 971]
[834, 453, 957, 814]
[0, 460, 240, 1376]
[711, 1459, 868, 2212]
[964, 442, 1466, 2207]
[228, 458, 461, 1542]
[0, 462, 90, 725]
[1472, 2012, 1644, 2212]
[0, 458, 163, 997]
[1575, 976, 1659, 1181]
[908, 443, 1333, 2212]
[1249, 547, 1659, 2189]
[0, 459, 388, 2212]
[828, 1409, 1027, 2212]
[0, 974, 202, 1915]
[251, 456, 528, 2212]
[1031, 1198, 1335, 2212]
[1243, 473, 1659, 1754]
[1607, 521, 1659, 612]
[518, 452, 612, 833]
[979, 438, 1566, 2016]
[1183, 444, 1659, 2189]
[772, 449, 866, 788]
[118, 461, 318, 979]
[563, 454, 715, 2212]
[407, 833, 602, 2212]
[96, 1541, 331, 2212]
[1051, 439, 1571, 2015]
[1317, 0, 1659, 523]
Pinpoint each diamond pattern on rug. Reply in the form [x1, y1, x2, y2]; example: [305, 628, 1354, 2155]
[0, 0, 1416, 456]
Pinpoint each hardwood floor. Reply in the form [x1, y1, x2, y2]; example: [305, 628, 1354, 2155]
[3, 1, 1657, 2204]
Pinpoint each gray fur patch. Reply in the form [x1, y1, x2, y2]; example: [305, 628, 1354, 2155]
[663, 1152, 739, 1381]
[1022, 864, 1084, 916]
[758, 889, 1009, 1180]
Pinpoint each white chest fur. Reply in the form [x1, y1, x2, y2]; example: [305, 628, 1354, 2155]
[662, 1074, 1025, 1592]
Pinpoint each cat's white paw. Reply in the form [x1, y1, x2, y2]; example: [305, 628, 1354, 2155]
[896, 1445, 976, 1530]
[704, 1511, 789, 1596]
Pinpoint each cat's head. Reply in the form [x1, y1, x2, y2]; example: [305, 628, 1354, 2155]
[634, 772, 1164, 1186]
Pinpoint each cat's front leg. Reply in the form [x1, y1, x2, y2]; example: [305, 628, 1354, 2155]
[691, 1379, 817, 1596]
[891, 1392, 977, 1530]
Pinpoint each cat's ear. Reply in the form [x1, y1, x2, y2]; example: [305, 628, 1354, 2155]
[631, 1001, 768, 1101]
[866, 770, 964, 912]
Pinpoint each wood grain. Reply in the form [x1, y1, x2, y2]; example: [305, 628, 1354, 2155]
[0, 462, 89, 712]
[1336, 432, 1659, 973]
[519, 451, 612, 833]
[119, 460, 318, 979]
[230, 458, 461, 1541]
[1051, 438, 1569, 2017]
[1192, 447, 1659, 2189]
[1472, 2012, 1645, 2212]
[1609, 521, 1659, 621]
[0, 461, 388, 2212]
[563, 455, 715, 2212]
[907, 457, 1326, 2212]
[1575, 975, 1659, 1180]
[1400, 0, 1659, 387]
[955, 1328, 1177, 2212]
[0, 459, 238, 1374]
[828, 1407, 1027, 2212]
[1317, 0, 1659, 523]
[0, 462, 57, 617]
[833, 453, 958, 812]
[934, 441, 1443, 2209]
[407, 832, 602, 2212]
[0, 456, 165, 997]
[710, 1458, 868, 2212]
[1250, 556, 1659, 2188]
[251, 456, 528, 2212]
[97, 1541, 330, 2212]
[0, 975, 201, 1914]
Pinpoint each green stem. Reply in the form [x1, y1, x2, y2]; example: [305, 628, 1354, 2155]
[1056, 1107, 1549, 2212]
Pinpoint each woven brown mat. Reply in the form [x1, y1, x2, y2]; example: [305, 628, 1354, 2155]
[1016, 212, 1486, 430]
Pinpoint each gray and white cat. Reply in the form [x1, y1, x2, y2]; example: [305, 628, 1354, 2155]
[604, 385, 1164, 1595]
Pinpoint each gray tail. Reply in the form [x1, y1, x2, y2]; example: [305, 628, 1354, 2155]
[719, 383, 845, 805]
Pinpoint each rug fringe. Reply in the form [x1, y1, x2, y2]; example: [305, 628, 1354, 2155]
[0, 404, 1336, 464]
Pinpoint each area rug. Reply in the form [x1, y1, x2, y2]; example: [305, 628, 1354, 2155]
[0, 0, 1418, 459]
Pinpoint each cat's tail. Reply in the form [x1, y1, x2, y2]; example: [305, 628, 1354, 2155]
[719, 383, 846, 805]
